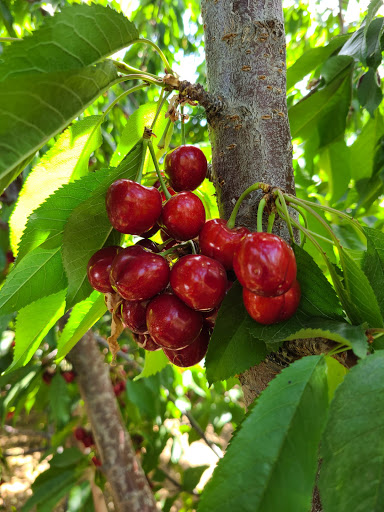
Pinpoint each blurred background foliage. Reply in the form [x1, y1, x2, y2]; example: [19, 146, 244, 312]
[0, 0, 383, 510]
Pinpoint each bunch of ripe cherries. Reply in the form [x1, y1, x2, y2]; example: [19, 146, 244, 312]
[87, 145, 301, 368]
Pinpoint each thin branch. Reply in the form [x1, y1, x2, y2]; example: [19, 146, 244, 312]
[94, 334, 143, 372]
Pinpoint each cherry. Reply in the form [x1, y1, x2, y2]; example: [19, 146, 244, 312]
[135, 238, 160, 253]
[6, 411, 14, 421]
[139, 223, 160, 239]
[82, 433, 95, 448]
[170, 255, 227, 311]
[87, 246, 121, 293]
[42, 371, 54, 385]
[233, 232, 297, 296]
[160, 186, 176, 202]
[146, 293, 203, 349]
[163, 326, 210, 367]
[132, 333, 160, 351]
[74, 427, 87, 442]
[160, 192, 206, 241]
[203, 308, 219, 329]
[106, 179, 162, 235]
[121, 300, 149, 334]
[92, 456, 102, 467]
[165, 145, 207, 192]
[243, 280, 301, 325]
[110, 246, 170, 301]
[61, 370, 76, 383]
[199, 219, 250, 270]
[113, 380, 126, 396]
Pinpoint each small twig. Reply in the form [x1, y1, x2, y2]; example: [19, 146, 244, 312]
[159, 470, 200, 496]
[95, 334, 143, 372]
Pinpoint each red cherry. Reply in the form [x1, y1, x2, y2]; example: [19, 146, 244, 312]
[159, 186, 176, 202]
[233, 233, 297, 296]
[106, 179, 162, 235]
[135, 238, 160, 253]
[243, 280, 301, 325]
[113, 380, 126, 396]
[146, 294, 203, 349]
[165, 146, 207, 192]
[199, 219, 250, 270]
[6, 411, 14, 420]
[61, 371, 76, 383]
[139, 223, 160, 239]
[163, 326, 210, 367]
[160, 192, 206, 241]
[74, 427, 87, 441]
[92, 456, 102, 467]
[170, 255, 227, 311]
[87, 246, 121, 293]
[203, 308, 219, 329]
[121, 300, 149, 334]
[110, 246, 170, 301]
[82, 433, 95, 448]
[132, 333, 160, 351]
[42, 371, 54, 385]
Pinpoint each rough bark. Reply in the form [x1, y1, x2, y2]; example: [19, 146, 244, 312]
[67, 331, 157, 512]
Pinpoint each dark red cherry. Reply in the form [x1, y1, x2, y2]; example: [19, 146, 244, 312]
[87, 246, 121, 293]
[163, 326, 210, 367]
[243, 280, 301, 325]
[110, 246, 170, 301]
[135, 238, 160, 253]
[92, 456, 102, 467]
[74, 427, 87, 441]
[146, 294, 203, 350]
[203, 308, 219, 329]
[42, 371, 54, 385]
[165, 146, 207, 192]
[132, 333, 160, 351]
[160, 186, 176, 202]
[170, 255, 227, 311]
[61, 370, 76, 383]
[121, 300, 149, 334]
[139, 223, 160, 239]
[199, 219, 250, 270]
[113, 380, 126, 396]
[106, 179, 162, 235]
[160, 192, 206, 241]
[233, 232, 297, 296]
[82, 433, 95, 448]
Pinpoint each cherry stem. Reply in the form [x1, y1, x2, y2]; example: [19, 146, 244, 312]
[135, 139, 149, 184]
[112, 60, 159, 80]
[158, 238, 173, 250]
[189, 240, 197, 255]
[148, 140, 172, 200]
[227, 182, 266, 229]
[126, 38, 175, 76]
[327, 345, 349, 356]
[288, 203, 308, 248]
[275, 189, 294, 242]
[151, 91, 172, 130]
[257, 198, 266, 232]
[267, 212, 275, 234]
[161, 242, 189, 257]
[366, 328, 384, 335]
[181, 105, 186, 145]
[157, 118, 172, 150]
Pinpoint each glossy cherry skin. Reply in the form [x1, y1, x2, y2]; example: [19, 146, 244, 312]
[146, 293, 203, 350]
[170, 255, 227, 311]
[139, 223, 160, 239]
[121, 300, 149, 334]
[163, 326, 210, 367]
[160, 192, 206, 241]
[199, 219, 250, 270]
[243, 280, 301, 325]
[106, 179, 162, 235]
[165, 145, 207, 192]
[233, 232, 297, 296]
[132, 333, 160, 351]
[87, 246, 121, 293]
[135, 238, 160, 253]
[110, 246, 170, 301]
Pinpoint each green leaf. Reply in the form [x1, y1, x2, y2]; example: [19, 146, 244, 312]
[198, 356, 328, 512]
[205, 281, 268, 385]
[319, 351, 384, 512]
[325, 355, 348, 401]
[320, 55, 354, 84]
[365, 16, 384, 68]
[49, 374, 72, 427]
[110, 102, 172, 167]
[56, 291, 106, 361]
[350, 112, 384, 180]
[286, 35, 350, 90]
[3, 290, 66, 374]
[182, 465, 209, 493]
[289, 71, 352, 149]
[341, 248, 383, 327]
[62, 143, 143, 308]
[319, 140, 351, 205]
[358, 68, 383, 116]
[49, 448, 84, 468]
[0, 61, 117, 190]
[0, 4, 139, 80]
[9, 116, 102, 254]
[363, 226, 384, 319]
[134, 350, 169, 381]
[0, 248, 67, 315]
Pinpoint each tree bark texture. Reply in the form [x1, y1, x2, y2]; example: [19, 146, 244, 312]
[201, 0, 296, 407]
[67, 331, 157, 512]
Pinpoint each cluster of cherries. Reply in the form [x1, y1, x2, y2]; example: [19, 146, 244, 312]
[74, 427, 102, 467]
[87, 144, 301, 368]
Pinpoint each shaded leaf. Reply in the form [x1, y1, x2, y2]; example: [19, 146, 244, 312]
[357, 68, 383, 116]
[363, 226, 384, 319]
[199, 356, 328, 512]
[182, 465, 209, 492]
[319, 351, 384, 512]
[350, 112, 384, 180]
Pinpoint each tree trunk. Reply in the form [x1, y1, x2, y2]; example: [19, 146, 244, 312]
[67, 331, 157, 512]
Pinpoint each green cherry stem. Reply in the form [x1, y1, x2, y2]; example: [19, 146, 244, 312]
[267, 212, 276, 234]
[181, 105, 186, 145]
[129, 38, 175, 75]
[135, 139, 149, 184]
[189, 240, 197, 255]
[257, 198, 266, 232]
[157, 118, 172, 149]
[288, 203, 309, 248]
[148, 140, 172, 200]
[151, 90, 171, 130]
[227, 182, 267, 229]
[112, 59, 159, 80]
[275, 189, 294, 242]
